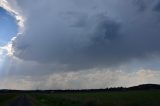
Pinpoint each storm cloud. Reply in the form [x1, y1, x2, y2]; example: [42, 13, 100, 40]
[9, 0, 160, 70]
[0, 0, 160, 89]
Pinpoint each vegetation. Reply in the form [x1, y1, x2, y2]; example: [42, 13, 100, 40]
[0, 93, 18, 106]
[29, 90, 160, 106]
[1, 84, 160, 106]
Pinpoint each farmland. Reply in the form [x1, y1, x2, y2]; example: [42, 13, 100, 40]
[0, 93, 18, 106]
[28, 90, 160, 106]
[0, 90, 160, 106]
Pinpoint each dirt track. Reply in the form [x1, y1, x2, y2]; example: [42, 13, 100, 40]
[9, 95, 33, 106]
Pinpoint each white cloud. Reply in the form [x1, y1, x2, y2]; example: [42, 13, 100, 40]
[0, 69, 160, 90]
[0, 0, 24, 29]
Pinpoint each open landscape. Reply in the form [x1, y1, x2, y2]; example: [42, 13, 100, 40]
[0, 84, 160, 106]
[1, 0, 160, 106]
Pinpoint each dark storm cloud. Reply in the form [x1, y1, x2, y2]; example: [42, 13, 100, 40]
[153, 2, 160, 11]
[133, 0, 147, 11]
[134, 0, 160, 12]
[132, 0, 155, 11]
[11, 0, 160, 70]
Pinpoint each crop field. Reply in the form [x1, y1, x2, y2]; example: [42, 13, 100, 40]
[1, 90, 160, 106]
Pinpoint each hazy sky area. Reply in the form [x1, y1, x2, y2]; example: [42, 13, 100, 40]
[0, 0, 160, 90]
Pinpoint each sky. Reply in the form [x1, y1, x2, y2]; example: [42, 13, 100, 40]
[0, 0, 160, 90]
[0, 7, 18, 46]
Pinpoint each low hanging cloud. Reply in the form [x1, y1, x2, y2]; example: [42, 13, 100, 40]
[9, 0, 160, 71]
[1, 69, 160, 90]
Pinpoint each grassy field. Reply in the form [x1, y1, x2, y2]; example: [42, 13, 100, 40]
[28, 90, 160, 106]
[0, 93, 18, 106]
[0, 90, 160, 106]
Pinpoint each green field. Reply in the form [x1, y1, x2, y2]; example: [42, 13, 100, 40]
[28, 90, 160, 106]
[1, 90, 160, 106]
[0, 93, 18, 106]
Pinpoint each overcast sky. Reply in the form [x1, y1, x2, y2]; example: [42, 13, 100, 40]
[0, 0, 160, 90]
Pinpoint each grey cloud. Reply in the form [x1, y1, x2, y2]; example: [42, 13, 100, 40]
[133, 0, 148, 11]
[153, 2, 160, 11]
[133, 0, 160, 12]
[11, 0, 160, 71]
[133, 0, 154, 11]
[1, 0, 160, 90]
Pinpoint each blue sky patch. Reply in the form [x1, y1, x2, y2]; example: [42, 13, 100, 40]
[0, 7, 18, 46]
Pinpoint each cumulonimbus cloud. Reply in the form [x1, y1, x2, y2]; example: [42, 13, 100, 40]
[10, 0, 160, 70]
[1, 0, 160, 90]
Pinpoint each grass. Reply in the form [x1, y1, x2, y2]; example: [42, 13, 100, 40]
[0, 90, 160, 106]
[0, 93, 18, 106]
[29, 90, 160, 106]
